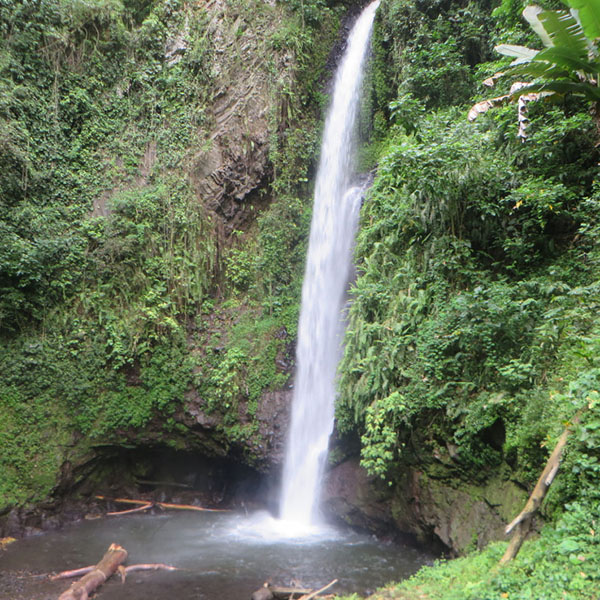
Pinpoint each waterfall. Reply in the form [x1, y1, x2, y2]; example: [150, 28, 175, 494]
[279, 0, 379, 528]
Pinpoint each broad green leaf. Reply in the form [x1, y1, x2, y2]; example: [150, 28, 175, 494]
[504, 60, 571, 79]
[520, 79, 600, 99]
[563, 0, 600, 40]
[539, 9, 589, 56]
[523, 5, 554, 46]
[535, 46, 600, 73]
[495, 44, 539, 64]
[557, 538, 580, 554]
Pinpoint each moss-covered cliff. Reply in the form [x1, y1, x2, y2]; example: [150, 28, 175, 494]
[0, 0, 347, 517]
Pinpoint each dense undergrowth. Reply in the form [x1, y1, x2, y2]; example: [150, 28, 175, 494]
[337, 0, 600, 596]
[0, 0, 343, 509]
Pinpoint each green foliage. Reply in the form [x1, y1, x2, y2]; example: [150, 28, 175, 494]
[0, 385, 71, 509]
[339, 0, 600, 504]
[0, 0, 342, 507]
[0, 0, 215, 334]
[370, 0, 497, 119]
[191, 299, 295, 443]
[494, 0, 600, 101]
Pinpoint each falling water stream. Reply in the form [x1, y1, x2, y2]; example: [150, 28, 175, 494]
[280, 0, 380, 528]
[0, 5, 436, 598]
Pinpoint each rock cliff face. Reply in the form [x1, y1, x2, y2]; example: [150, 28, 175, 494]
[192, 0, 280, 239]
[176, 388, 292, 471]
[322, 457, 528, 555]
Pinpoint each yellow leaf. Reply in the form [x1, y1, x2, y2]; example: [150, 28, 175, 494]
[0, 537, 16, 549]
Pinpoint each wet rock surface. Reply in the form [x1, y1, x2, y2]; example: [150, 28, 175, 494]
[0, 500, 93, 540]
[322, 456, 528, 556]
[322, 457, 394, 537]
[255, 390, 292, 468]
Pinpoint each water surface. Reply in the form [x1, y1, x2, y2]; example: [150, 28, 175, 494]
[0, 511, 431, 599]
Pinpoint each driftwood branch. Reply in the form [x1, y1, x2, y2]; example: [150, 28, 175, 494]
[52, 562, 179, 583]
[50, 567, 94, 581]
[270, 585, 313, 599]
[501, 517, 532, 565]
[253, 579, 338, 600]
[118, 563, 180, 583]
[95, 495, 229, 513]
[58, 543, 127, 600]
[299, 579, 338, 600]
[500, 414, 580, 564]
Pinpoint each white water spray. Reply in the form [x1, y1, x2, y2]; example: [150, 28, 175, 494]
[279, 1, 379, 529]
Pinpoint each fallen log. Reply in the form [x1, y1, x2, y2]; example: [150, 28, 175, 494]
[95, 495, 229, 513]
[58, 543, 127, 600]
[500, 414, 580, 564]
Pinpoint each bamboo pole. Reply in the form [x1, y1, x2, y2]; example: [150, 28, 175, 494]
[500, 414, 580, 564]
[95, 495, 229, 512]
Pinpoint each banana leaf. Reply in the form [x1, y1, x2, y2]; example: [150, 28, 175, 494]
[495, 44, 539, 64]
[512, 78, 600, 100]
[503, 60, 571, 79]
[562, 0, 600, 40]
[523, 5, 554, 47]
[539, 9, 589, 55]
[534, 45, 600, 72]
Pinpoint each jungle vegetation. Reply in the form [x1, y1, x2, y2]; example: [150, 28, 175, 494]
[338, 0, 600, 596]
[0, 0, 341, 508]
[1, 0, 600, 597]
